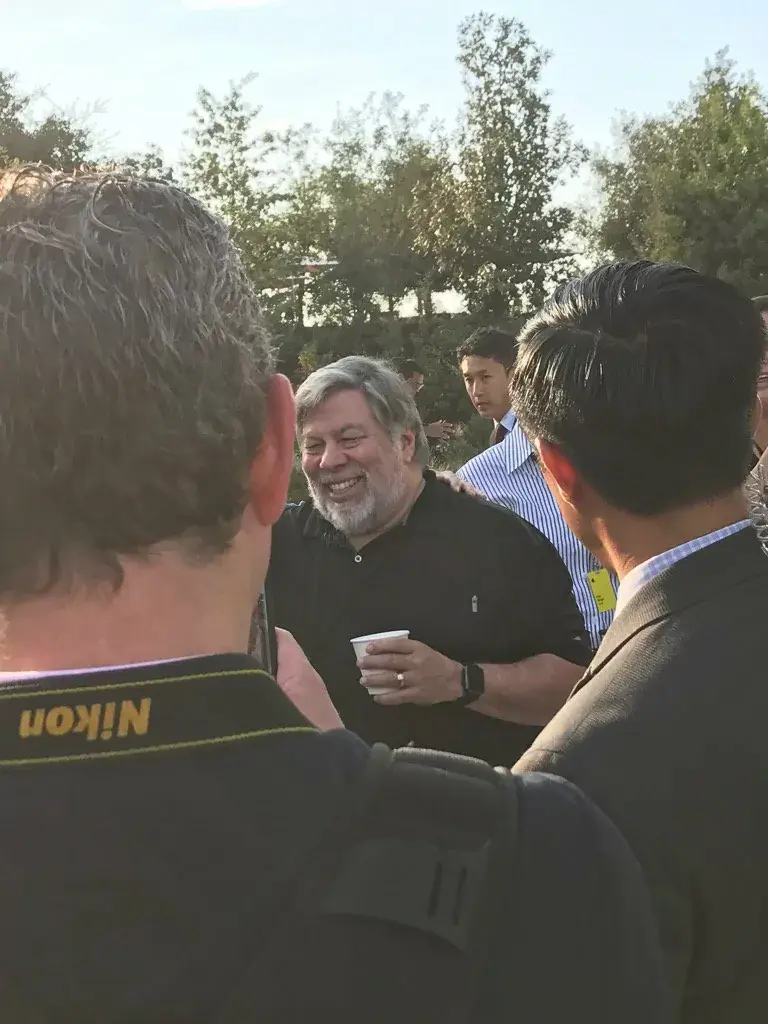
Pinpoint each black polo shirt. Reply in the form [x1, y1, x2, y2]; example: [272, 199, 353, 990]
[268, 472, 591, 766]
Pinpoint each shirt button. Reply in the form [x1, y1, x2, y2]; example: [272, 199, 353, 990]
[354, 554, 362, 564]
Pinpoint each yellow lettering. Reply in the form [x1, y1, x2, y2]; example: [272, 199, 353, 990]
[117, 698, 151, 738]
[74, 704, 102, 741]
[19, 708, 46, 739]
[45, 706, 75, 736]
[100, 702, 116, 740]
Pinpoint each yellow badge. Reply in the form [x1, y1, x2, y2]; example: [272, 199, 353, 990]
[587, 569, 617, 613]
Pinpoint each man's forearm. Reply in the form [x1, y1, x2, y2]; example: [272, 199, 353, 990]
[469, 654, 584, 726]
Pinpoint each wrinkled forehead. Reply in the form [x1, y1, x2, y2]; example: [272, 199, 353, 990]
[300, 388, 380, 438]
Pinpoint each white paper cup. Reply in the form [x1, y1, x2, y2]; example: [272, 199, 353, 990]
[350, 630, 410, 696]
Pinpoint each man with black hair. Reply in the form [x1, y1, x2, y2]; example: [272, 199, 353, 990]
[514, 261, 768, 1024]
[457, 324, 616, 649]
[399, 359, 426, 396]
[398, 358, 454, 442]
[456, 327, 517, 446]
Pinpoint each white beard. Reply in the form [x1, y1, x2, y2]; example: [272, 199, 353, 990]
[308, 458, 409, 538]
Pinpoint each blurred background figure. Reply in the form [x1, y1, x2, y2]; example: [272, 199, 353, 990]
[399, 358, 455, 444]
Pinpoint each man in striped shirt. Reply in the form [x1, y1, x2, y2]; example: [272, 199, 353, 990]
[457, 381, 615, 650]
[457, 327, 518, 446]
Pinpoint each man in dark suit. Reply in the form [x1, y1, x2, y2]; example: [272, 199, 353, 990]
[512, 261, 768, 1024]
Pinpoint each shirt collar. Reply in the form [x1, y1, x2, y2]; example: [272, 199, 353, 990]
[499, 408, 517, 432]
[615, 519, 752, 617]
[498, 411, 535, 474]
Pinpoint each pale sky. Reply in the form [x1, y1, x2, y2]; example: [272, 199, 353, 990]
[3, 0, 767, 167]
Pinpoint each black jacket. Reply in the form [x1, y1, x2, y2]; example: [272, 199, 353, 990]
[0, 655, 668, 1022]
[517, 527, 768, 1024]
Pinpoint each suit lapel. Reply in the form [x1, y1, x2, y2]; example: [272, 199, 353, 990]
[572, 527, 768, 696]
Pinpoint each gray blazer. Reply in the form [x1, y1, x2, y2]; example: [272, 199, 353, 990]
[516, 527, 768, 1024]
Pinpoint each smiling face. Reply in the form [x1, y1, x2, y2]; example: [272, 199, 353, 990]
[460, 355, 512, 421]
[300, 388, 417, 537]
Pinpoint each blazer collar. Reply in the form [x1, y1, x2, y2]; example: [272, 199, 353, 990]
[574, 527, 768, 694]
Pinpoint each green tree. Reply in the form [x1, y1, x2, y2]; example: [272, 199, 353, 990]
[379, 130, 456, 324]
[449, 13, 585, 317]
[0, 70, 91, 170]
[183, 75, 290, 291]
[298, 94, 453, 328]
[118, 145, 176, 182]
[591, 53, 768, 294]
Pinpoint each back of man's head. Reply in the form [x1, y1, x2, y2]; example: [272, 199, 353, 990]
[0, 168, 274, 600]
[511, 260, 766, 516]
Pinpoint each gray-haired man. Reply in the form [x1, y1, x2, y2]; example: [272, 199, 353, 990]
[268, 356, 593, 766]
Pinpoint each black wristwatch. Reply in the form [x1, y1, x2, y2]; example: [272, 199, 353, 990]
[455, 663, 485, 706]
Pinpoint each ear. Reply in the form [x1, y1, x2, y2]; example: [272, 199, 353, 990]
[399, 428, 417, 464]
[248, 374, 296, 527]
[536, 439, 581, 508]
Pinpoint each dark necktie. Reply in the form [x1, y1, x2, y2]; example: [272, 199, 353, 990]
[490, 423, 508, 446]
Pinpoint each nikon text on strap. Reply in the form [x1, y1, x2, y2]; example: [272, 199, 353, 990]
[0, 665, 315, 768]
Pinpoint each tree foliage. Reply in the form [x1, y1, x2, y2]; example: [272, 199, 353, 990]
[449, 13, 585, 316]
[183, 75, 294, 292]
[116, 145, 177, 182]
[0, 70, 91, 170]
[292, 94, 454, 326]
[4, 27, 767, 461]
[591, 53, 768, 294]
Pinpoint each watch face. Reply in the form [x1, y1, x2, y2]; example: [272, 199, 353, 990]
[465, 663, 485, 697]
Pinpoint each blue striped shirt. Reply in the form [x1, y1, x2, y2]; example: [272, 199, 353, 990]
[457, 411, 615, 648]
[615, 520, 751, 617]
